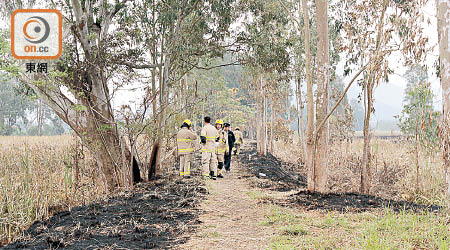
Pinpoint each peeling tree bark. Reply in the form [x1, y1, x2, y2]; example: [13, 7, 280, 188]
[361, 76, 374, 194]
[313, 0, 330, 193]
[436, 0, 450, 195]
[270, 99, 274, 153]
[301, 0, 316, 191]
[256, 75, 267, 156]
[296, 76, 306, 158]
[263, 83, 268, 156]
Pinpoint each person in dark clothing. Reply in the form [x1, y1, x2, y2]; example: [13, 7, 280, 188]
[223, 123, 235, 171]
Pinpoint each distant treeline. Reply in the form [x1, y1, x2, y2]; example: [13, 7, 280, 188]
[0, 77, 68, 136]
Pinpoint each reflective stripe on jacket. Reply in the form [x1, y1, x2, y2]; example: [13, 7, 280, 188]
[216, 129, 228, 155]
[177, 127, 197, 155]
[201, 124, 218, 152]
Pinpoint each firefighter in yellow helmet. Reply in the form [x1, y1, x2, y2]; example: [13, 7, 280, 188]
[176, 119, 197, 178]
[215, 119, 228, 178]
[233, 127, 244, 155]
[200, 116, 219, 179]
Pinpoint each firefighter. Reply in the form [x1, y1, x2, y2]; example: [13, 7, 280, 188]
[215, 119, 228, 178]
[176, 119, 197, 178]
[200, 116, 219, 180]
[223, 123, 235, 172]
[233, 127, 244, 155]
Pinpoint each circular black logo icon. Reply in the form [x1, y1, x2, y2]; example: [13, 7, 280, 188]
[23, 16, 50, 44]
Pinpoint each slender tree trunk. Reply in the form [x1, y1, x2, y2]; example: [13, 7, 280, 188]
[415, 126, 420, 193]
[361, 0, 388, 194]
[151, 6, 157, 118]
[37, 100, 43, 136]
[72, 136, 81, 191]
[436, 0, 450, 195]
[286, 92, 291, 122]
[302, 0, 315, 191]
[154, 29, 167, 178]
[270, 100, 274, 153]
[257, 75, 267, 155]
[314, 0, 330, 193]
[263, 85, 268, 156]
[296, 77, 301, 137]
[361, 82, 373, 194]
[296, 76, 307, 159]
[256, 78, 263, 154]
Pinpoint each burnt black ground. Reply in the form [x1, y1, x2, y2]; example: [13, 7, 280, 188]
[288, 190, 441, 213]
[239, 143, 306, 191]
[2, 176, 206, 250]
[239, 142, 441, 214]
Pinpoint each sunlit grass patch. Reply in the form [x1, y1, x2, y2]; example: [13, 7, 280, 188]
[358, 209, 450, 250]
[200, 231, 221, 238]
[264, 205, 450, 250]
[246, 190, 275, 202]
[260, 205, 298, 226]
[280, 224, 307, 236]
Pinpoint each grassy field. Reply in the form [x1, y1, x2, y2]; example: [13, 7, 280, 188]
[260, 204, 449, 250]
[0, 135, 105, 245]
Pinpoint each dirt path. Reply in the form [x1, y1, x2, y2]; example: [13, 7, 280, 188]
[180, 154, 276, 250]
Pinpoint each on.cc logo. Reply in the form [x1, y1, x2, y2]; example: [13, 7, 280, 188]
[11, 9, 62, 60]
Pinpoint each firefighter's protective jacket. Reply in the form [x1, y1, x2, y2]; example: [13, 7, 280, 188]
[200, 124, 218, 153]
[177, 127, 197, 155]
[216, 129, 229, 155]
[234, 130, 243, 144]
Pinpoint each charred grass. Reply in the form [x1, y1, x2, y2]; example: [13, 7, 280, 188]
[3, 176, 207, 249]
[239, 143, 306, 192]
[238, 141, 450, 250]
[0, 136, 207, 249]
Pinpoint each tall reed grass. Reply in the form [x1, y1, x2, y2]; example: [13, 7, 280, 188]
[0, 135, 106, 245]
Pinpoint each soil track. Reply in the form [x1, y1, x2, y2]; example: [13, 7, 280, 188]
[180, 157, 275, 250]
[2, 177, 206, 250]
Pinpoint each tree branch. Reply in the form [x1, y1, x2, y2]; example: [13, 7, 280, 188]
[277, 0, 301, 28]
[193, 61, 241, 70]
[314, 63, 369, 136]
[120, 61, 162, 69]
[180, 58, 242, 70]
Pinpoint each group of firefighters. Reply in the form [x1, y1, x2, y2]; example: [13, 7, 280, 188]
[176, 116, 244, 179]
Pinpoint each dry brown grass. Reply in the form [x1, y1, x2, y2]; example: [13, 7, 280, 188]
[0, 135, 106, 245]
[273, 137, 447, 207]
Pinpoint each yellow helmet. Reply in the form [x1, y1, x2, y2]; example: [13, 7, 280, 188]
[215, 119, 224, 125]
[183, 119, 192, 126]
[235, 127, 240, 130]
